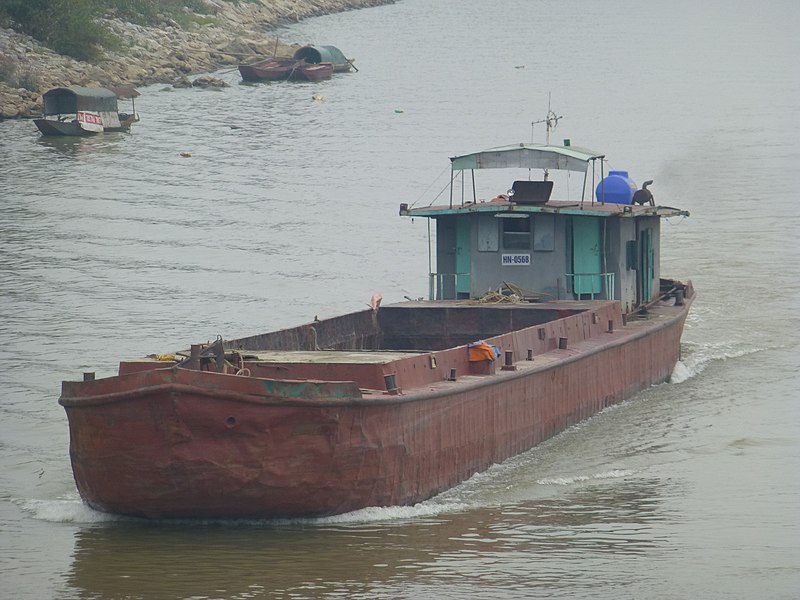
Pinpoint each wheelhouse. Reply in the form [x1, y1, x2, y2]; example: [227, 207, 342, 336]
[400, 143, 688, 313]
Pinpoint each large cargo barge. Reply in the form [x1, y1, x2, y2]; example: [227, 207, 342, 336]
[59, 124, 692, 519]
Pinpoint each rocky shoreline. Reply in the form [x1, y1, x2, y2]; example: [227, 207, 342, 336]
[0, 0, 393, 120]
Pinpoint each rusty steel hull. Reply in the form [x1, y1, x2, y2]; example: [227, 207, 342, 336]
[60, 288, 693, 519]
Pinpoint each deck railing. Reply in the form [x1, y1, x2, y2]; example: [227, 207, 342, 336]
[428, 273, 470, 300]
[429, 272, 614, 301]
[565, 272, 615, 300]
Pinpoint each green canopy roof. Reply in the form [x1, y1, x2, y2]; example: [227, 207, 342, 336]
[42, 87, 119, 115]
[293, 45, 349, 66]
[450, 144, 604, 173]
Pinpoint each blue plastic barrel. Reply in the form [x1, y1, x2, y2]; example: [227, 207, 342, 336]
[595, 170, 637, 204]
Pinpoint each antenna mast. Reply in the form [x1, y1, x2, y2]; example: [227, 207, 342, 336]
[530, 93, 563, 179]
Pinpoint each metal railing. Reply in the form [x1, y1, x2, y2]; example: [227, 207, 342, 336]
[428, 273, 470, 300]
[565, 272, 615, 300]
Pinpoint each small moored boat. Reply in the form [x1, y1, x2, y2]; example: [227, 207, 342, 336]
[294, 62, 334, 81]
[293, 45, 355, 73]
[238, 57, 301, 82]
[239, 57, 335, 82]
[34, 86, 140, 136]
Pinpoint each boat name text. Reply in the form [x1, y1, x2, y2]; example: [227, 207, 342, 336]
[501, 253, 531, 266]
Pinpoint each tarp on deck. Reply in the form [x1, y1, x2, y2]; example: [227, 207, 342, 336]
[468, 342, 499, 362]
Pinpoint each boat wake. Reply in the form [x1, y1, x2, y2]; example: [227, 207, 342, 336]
[16, 493, 471, 527]
[17, 495, 122, 524]
[535, 469, 634, 486]
[670, 340, 771, 384]
[288, 500, 473, 525]
[17, 467, 640, 526]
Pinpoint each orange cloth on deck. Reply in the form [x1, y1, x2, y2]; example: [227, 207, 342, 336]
[468, 342, 496, 362]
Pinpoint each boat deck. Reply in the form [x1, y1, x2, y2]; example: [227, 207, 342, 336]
[118, 295, 686, 394]
[237, 350, 424, 364]
[410, 199, 689, 219]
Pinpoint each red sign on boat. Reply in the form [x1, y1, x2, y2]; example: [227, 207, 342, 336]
[77, 111, 103, 132]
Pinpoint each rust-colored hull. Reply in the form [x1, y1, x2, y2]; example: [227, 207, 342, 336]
[238, 57, 301, 82]
[294, 62, 334, 81]
[239, 58, 334, 82]
[60, 287, 693, 518]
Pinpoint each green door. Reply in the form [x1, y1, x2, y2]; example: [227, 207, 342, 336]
[572, 216, 603, 297]
[455, 216, 471, 297]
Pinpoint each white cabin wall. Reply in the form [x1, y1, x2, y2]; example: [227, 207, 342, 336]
[609, 218, 638, 313]
[639, 215, 662, 299]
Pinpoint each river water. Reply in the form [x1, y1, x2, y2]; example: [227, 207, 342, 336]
[1, 0, 798, 598]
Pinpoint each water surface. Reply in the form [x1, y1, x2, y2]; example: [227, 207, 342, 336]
[1, 0, 799, 598]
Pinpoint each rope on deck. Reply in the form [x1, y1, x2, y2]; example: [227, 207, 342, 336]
[468, 282, 552, 304]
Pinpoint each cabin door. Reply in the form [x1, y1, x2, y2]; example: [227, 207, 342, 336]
[572, 217, 603, 298]
[639, 228, 655, 303]
[455, 217, 471, 298]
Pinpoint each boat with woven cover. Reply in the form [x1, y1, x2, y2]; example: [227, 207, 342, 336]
[34, 86, 139, 136]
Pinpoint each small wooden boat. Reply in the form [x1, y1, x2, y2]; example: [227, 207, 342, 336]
[34, 86, 140, 136]
[239, 57, 334, 82]
[294, 62, 334, 81]
[238, 57, 301, 82]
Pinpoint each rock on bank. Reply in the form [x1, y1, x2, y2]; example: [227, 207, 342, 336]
[0, 0, 394, 119]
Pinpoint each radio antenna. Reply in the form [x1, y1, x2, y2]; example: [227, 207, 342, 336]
[531, 92, 563, 144]
[530, 93, 563, 179]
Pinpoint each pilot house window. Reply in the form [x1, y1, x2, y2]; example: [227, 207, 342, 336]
[502, 217, 531, 250]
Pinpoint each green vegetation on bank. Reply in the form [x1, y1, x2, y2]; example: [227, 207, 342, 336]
[0, 0, 251, 62]
[0, 0, 116, 61]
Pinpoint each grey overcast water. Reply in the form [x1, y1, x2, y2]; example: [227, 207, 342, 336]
[1, 0, 799, 598]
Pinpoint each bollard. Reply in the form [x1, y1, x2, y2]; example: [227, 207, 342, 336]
[83, 372, 95, 382]
[608, 319, 614, 333]
[502, 350, 517, 371]
[675, 289, 685, 306]
[188, 343, 201, 369]
[558, 337, 568, 350]
[448, 368, 457, 381]
[527, 349, 533, 361]
[383, 373, 399, 395]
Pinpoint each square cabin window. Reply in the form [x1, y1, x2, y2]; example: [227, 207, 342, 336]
[502, 217, 531, 250]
